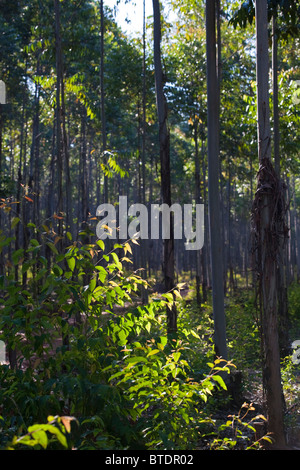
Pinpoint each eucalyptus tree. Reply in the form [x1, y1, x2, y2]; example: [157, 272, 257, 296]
[253, 0, 286, 448]
[165, 7, 208, 302]
[230, 0, 300, 359]
[100, 0, 108, 204]
[152, 0, 176, 333]
[205, 0, 227, 360]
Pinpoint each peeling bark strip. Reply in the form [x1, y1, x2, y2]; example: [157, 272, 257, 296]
[251, 157, 288, 448]
[252, 157, 288, 286]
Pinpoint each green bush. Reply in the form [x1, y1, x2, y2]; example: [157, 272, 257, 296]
[0, 233, 261, 450]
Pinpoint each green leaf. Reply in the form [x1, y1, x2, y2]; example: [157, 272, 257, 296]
[190, 329, 200, 339]
[30, 429, 48, 449]
[89, 278, 96, 292]
[261, 436, 273, 443]
[173, 352, 181, 363]
[46, 242, 59, 255]
[111, 252, 122, 270]
[46, 426, 68, 448]
[96, 265, 107, 283]
[213, 374, 227, 390]
[30, 238, 40, 247]
[67, 257, 75, 272]
[162, 292, 174, 303]
[173, 289, 182, 299]
[96, 239, 105, 251]
[52, 264, 63, 276]
[126, 356, 148, 365]
[147, 349, 160, 357]
[118, 329, 128, 344]
[158, 336, 168, 350]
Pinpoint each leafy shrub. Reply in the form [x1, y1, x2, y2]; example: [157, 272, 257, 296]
[209, 402, 271, 450]
[0, 233, 246, 450]
[109, 334, 235, 449]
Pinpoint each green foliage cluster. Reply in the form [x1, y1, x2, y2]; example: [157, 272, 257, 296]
[0, 234, 267, 451]
[209, 402, 271, 450]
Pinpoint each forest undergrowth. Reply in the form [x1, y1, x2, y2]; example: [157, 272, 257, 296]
[0, 233, 300, 450]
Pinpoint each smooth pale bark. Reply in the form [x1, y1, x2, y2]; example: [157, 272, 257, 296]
[272, 15, 280, 175]
[255, 0, 286, 448]
[206, 0, 227, 359]
[54, 0, 63, 236]
[28, 59, 41, 226]
[142, 0, 147, 208]
[194, 120, 201, 306]
[80, 107, 89, 229]
[152, 0, 176, 333]
[201, 133, 208, 301]
[15, 66, 28, 282]
[140, 0, 148, 304]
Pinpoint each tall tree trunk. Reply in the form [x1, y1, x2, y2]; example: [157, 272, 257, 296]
[253, 0, 286, 448]
[194, 119, 201, 306]
[0, 104, 4, 277]
[201, 132, 208, 301]
[15, 63, 28, 282]
[100, 0, 108, 203]
[54, 0, 69, 353]
[61, 80, 73, 238]
[28, 60, 41, 223]
[140, 0, 148, 304]
[206, 0, 227, 359]
[142, 0, 147, 209]
[272, 15, 280, 176]
[272, 12, 289, 358]
[54, 0, 73, 240]
[80, 106, 89, 231]
[152, 0, 176, 333]
[292, 177, 300, 280]
[23, 59, 40, 287]
[45, 111, 56, 267]
[54, 0, 64, 242]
